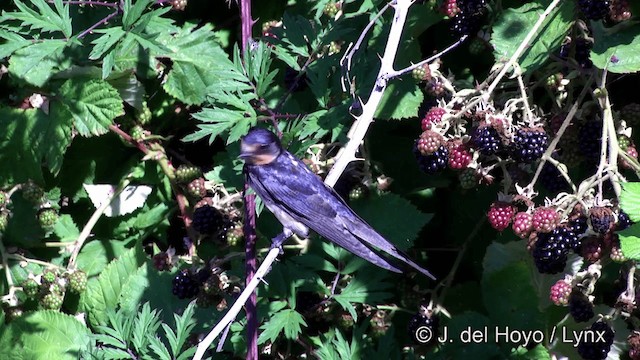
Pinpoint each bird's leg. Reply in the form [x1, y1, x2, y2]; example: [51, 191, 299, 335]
[270, 229, 293, 254]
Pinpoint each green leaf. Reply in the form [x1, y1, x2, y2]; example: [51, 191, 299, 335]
[52, 78, 124, 137]
[53, 214, 79, 242]
[0, 310, 90, 360]
[0, 31, 29, 60]
[619, 223, 640, 261]
[374, 80, 424, 120]
[258, 308, 307, 344]
[620, 182, 640, 222]
[2, 0, 72, 37]
[350, 192, 432, 251]
[334, 268, 393, 321]
[591, 22, 640, 73]
[89, 27, 127, 61]
[122, 0, 154, 30]
[81, 247, 146, 326]
[75, 239, 129, 279]
[491, 0, 574, 73]
[8, 39, 68, 87]
[0, 108, 44, 185]
[509, 344, 551, 360]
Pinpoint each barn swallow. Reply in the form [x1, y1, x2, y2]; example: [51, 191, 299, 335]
[239, 128, 435, 279]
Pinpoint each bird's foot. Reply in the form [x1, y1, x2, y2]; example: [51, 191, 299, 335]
[270, 232, 289, 255]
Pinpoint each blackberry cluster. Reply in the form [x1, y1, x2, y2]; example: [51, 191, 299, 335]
[407, 312, 440, 346]
[568, 291, 595, 323]
[532, 227, 577, 274]
[472, 126, 502, 155]
[577, 0, 611, 20]
[509, 129, 548, 163]
[414, 144, 448, 174]
[450, 0, 488, 36]
[192, 205, 226, 235]
[172, 268, 211, 299]
[576, 321, 614, 360]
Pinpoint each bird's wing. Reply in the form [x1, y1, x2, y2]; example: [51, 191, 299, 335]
[249, 152, 434, 278]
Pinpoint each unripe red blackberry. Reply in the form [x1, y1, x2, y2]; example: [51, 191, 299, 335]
[512, 212, 533, 239]
[620, 146, 638, 170]
[581, 236, 603, 263]
[38, 208, 58, 229]
[421, 107, 446, 131]
[447, 142, 472, 170]
[487, 202, 516, 232]
[459, 168, 478, 189]
[440, 0, 460, 17]
[153, 251, 173, 271]
[412, 63, 431, 82]
[532, 207, 559, 233]
[426, 79, 445, 97]
[22, 181, 44, 204]
[609, 0, 632, 21]
[550, 280, 572, 306]
[568, 291, 594, 323]
[171, 0, 187, 11]
[417, 130, 444, 155]
[610, 243, 626, 263]
[175, 165, 201, 184]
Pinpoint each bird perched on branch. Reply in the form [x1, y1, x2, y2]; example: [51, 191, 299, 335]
[240, 127, 435, 279]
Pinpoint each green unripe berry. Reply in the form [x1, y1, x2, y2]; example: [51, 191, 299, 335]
[22, 278, 40, 298]
[67, 271, 88, 294]
[22, 181, 44, 204]
[40, 292, 63, 310]
[38, 208, 59, 229]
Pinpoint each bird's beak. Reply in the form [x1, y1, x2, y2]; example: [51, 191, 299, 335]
[238, 152, 251, 160]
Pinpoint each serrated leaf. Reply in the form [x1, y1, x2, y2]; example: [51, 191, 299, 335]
[52, 79, 124, 137]
[491, 1, 574, 73]
[0, 32, 29, 59]
[374, 80, 424, 120]
[333, 268, 393, 321]
[8, 39, 69, 86]
[2, 0, 72, 37]
[350, 192, 432, 251]
[90, 27, 127, 60]
[0, 108, 44, 185]
[620, 182, 640, 222]
[53, 214, 79, 242]
[258, 308, 307, 344]
[76, 239, 128, 279]
[591, 22, 640, 73]
[81, 247, 146, 326]
[0, 310, 90, 360]
[619, 223, 640, 261]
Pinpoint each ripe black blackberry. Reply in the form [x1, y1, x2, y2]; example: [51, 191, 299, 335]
[192, 205, 225, 235]
[172, 269, 200, 299]
[450, 0, 488, 36]
[568, 291, 595, 323]
[577, 0, 610, 20]
[472, 126, 502, 156]
[617, 210, 634, 230]
[407, 311, 440, 346]
[539, 163, 570, 193]
[569, 216, 589, 236]
[577, 320, 614, 360]
[510, 128, 548, 163]
[532, 228, 574, 274]
[575, 38, 594, 68]
[414, 144, 448, 174]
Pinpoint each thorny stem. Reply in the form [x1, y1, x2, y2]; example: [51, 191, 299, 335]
[77, 10, 119, 39]
[598, 70, 622, 198]
[325, 0, 413, 187]
[527, 76, 594, 192]
[484, 0, 562, 97]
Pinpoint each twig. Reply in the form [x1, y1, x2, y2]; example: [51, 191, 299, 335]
[484, 0, 562, 97]
[384, 35, 468, 79]
[243, 189, 258, 360]
[0, 236, 16, 305]
[68, 180, 129, 269]
[77, 10, 119, 39]
[325, 0, 413, 187]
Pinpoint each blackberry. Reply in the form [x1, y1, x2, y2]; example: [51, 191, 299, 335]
[609, 0, 632, 22]
[576, 321, 614, 360]
[67, 270, 87, 294]
[578, 121, 602, 161]
[22, 278, 39, 298]
[175, 165, 201, 184]
[568, 291, 594, 323]
[450, 0, 488, 36]
[22, 181, 44, 204]
[487, 202, 516, 232]
[417, 130, 444, 155]
[510, 128, 548, 163]
[192, 204, 225, 235]
[472, 126, 502, 156]
[550, 280, 572, 306]
[130, 125, 144, 142]
[187, 178, 206, 198]
[577, 0, 610, 20]
[590, 207, 614, 234]
[532, 228, 574, 274]
[575, 38, 594, 69]
[412, 63, 431, 82]
[447, 142, 472, 170]
[172, 269, 200, 299]
[617, 210, 634, 230]
[539, 162, 570, 193]
[459, 168, 478, 189]
[153, 252, 173, 271]
[38, 208, 59, 229]
[407, 311, 440, 346]
[40, 292, 63, 310]
[581, 236, 603, 263]
[421, 107, 446, 131]
[414, 144, 448, 174]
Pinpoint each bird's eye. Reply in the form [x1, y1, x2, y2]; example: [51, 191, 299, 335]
[259, 144, 269, 149]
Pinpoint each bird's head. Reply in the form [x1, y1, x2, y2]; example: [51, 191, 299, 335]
[239, 128, 282, 165]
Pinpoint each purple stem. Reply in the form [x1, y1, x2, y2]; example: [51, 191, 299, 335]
[243, 185, 258, 360]
[240, 0, 253, 52]
[48, 0, 117, 6]
[77, 10, 118, 39]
